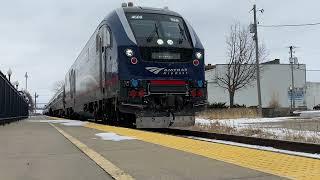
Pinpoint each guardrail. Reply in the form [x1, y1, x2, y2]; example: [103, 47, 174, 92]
[0, 71, 29, 125]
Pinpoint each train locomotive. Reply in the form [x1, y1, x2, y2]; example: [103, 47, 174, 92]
[44, 3, 207, 128]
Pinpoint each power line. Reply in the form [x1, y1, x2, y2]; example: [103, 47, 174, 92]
[259, 22, 320, 27]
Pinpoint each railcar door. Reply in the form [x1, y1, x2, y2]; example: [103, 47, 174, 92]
[98, 25, 112, 97]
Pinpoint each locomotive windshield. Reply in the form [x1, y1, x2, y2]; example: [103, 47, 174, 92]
[126, 13, 192, 48]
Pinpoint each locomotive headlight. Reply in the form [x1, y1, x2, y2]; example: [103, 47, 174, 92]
[130, 79, 139, 88]
[197, 80, 204, 87]
[125, 49, 134, 57]
[195, 52, 203, 59]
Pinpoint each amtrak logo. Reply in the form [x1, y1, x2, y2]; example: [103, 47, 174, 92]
[145, 67, 165, 74]
[146, 67, 188, 75]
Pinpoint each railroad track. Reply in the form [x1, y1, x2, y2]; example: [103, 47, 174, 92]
[150, 128, 320, 155]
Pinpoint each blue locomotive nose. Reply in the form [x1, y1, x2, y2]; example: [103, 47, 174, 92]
[45, 4, 206, 129]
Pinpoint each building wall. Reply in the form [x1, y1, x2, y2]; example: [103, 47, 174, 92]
[206, 64, 307, 108]
[305, 82, 320, 109]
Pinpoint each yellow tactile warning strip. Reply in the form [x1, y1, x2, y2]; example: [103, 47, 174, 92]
[50, 123, 135, 180]
[85, 123, 320, 180]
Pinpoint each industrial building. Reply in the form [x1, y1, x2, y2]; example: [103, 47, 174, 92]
[205, 59, 319, 109]
[306, 82, 320, 109]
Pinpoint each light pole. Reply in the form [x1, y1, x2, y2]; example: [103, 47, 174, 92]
[34, 92, 39, 113]
[7, 68, 12, 82]
[13, 81, 19, 89]
[25, 72, 28, 90]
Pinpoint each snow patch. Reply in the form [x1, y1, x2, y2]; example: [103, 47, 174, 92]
[28, 119, 88, 126]
[195, 117, 320, 140]
[61, 121, 87, 126]
[95, 133, 136, 141]
[195, 117, 293, 127]
[261, 128, 320, 138]
[294, 110, 320, 118]
[195, 118, 214, 126]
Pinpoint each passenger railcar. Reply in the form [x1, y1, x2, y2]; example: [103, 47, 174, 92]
[45, 3, 207, 128]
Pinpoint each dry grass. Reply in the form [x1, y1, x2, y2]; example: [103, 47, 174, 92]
[268, 92, 280, 108]
[199, 108, 258, 119]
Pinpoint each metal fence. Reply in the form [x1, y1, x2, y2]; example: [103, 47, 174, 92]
[0, 71, 29, 124]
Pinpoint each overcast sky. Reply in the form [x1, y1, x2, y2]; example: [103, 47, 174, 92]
[1, 0, 320, 104]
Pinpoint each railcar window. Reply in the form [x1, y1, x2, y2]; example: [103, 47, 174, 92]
[95, 34, 101, 52]
[100, 25, 111, 48]
[105, 28, 111, 47]
[130, 20, 156, 38]
[160, 21, 183, 39]
[126, 13, 192, 48]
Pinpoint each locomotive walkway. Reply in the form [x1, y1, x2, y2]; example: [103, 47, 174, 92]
[1, 116, 319, 179]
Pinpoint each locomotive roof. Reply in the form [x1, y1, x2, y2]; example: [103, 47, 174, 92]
[122, 6, 182, 17]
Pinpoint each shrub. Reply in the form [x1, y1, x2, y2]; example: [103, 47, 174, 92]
[207, 102, 228, 109]
[232, 104, 246, 108]
[269, 92, 280, 108]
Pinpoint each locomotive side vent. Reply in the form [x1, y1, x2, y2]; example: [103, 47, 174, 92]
[149, 80, 188, 94]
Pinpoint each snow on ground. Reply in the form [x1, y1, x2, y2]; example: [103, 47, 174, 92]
[293, 110, 320, 118]
[265, 128, 320, 138]
[188, 136, 320, 159]
[28, 119, 136, 141]
[196, 117, 294, 127]
[95, 133, 136, 141]
[28, 119, 88, 126]
[195, 117, 320, 140]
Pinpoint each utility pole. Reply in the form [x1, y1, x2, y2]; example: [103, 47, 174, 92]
[289, 46, 295, 110]
[25, 72, 28, 90]
[252, 4, 263, 116]
[34, 92, 39, 113]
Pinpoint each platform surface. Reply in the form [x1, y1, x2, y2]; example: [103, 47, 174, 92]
[0, 117, 112, 180]
[1, 116, 319, 179]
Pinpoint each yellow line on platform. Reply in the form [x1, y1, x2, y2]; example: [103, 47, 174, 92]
[84, 123, 320, 180]
[50, 123, 135, 180]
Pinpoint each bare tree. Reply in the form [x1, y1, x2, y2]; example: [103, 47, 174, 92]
[216, 23, 267, 107]
[21, 90, 34, 112]
[52, 80, 64, 93]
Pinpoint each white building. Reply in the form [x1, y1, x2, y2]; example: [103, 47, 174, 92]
[305, 82, 320, 109]
[206, 61, 308, 108]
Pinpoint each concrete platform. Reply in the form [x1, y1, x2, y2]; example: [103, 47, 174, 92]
[1, 116, 306, 179]
[0, 119, 112, 180]
[55, 124, 279, 180]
